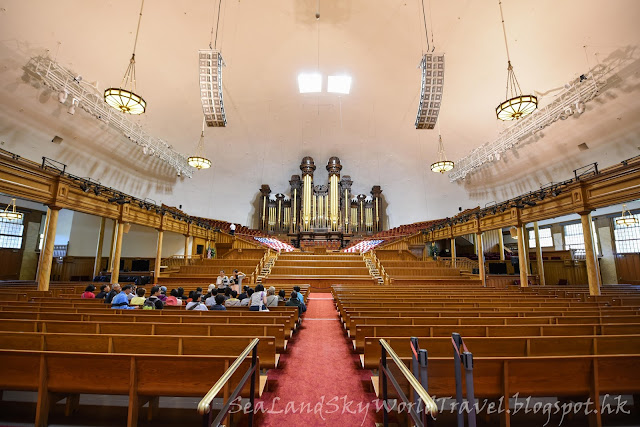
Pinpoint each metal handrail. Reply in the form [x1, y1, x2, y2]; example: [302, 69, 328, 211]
[379, 338, 438, 426]
[197, 338, 259, 425]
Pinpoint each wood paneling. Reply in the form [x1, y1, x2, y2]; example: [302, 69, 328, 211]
[50, 257, 155, 281]
[614, 253, 640, 285]
[531, 259, 589, 286]
[0, 249, 23, 280]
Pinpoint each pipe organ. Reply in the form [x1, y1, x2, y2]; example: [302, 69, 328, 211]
[257, 156, 386, 247]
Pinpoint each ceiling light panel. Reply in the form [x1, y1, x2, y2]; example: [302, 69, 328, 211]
[328, 75, 352, 94]
[298, 73, 322, 93]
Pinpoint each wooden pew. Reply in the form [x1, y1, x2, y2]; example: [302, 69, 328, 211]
[353, 323, 640, 351]
[0, 331, 280, 369]
[0, 349, 260, 427]
[0, 319, 289, 352]
[362, 334, 640, 369]
[371, 353, 640, 426]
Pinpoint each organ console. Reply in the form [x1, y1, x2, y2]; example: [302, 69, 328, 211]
[257, 156, 387, 248]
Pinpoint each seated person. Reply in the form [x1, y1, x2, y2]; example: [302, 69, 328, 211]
[285, 291, 302, 315]
[165, 288, 182, 306]
[210, 294, 227, 310]
[95, 284, 109, 299]
[223, 287, 232, 300]
[266, 286, 278, 307]
[157, 286, 168, 302]
[204, 289, 217, 308]
[240, 288, 254, 306]
[105, 284, 119, 304]
[238, 286, 249, 301]
[186, 293, 208, 311]
[127, 285, 137, 302]
[277, 289, 286, 303]
[144, 286, 164, 310]
[187, 290, 195, 303]
[81, 285, 96, 299]
[130, 287, 146, 306]
[225, 290, 241, 307]
[111, 285, 137, 309]
[177, 287, 185, 301]
[249, 284, 268, 311]
[293, 285, 307, 313]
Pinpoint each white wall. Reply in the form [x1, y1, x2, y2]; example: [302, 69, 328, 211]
[54, 209, 74, 246]
[66, 211, 187, 258]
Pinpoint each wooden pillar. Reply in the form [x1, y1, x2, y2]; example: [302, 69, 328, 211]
[451, 237, 456, 267]
[534, 222, 546, 286]
[111, 221, 125, 285]
[37, 207, 60, 291]
[184, 235, 190, 258]
[154, 230, 163, 284]
[35, 207, 52, 281]
[108, 220, 118, 272]
[476, 232, 486, 287]
[93, 217, 106, 278]
[522, 225, 530, 274]
[516, 226, 528, 287]
[498, 228, 505, 261]
[580, 212, 601, 296]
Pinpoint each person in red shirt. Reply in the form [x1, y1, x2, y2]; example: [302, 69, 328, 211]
[81, 285, 96, 299]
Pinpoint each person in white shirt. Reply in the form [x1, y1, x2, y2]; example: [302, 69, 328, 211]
[229, 223, 236, 235]
[186, 293, 208, 311]
[216, 270, 229, 289]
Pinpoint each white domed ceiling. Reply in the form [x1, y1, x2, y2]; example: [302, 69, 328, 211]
[0, 0, 639, 228]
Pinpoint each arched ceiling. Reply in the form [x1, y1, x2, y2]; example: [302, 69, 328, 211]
[0, 0, 639, 228]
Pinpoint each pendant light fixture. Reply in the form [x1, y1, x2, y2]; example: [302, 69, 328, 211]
[430, 123, 454, 173]
[616, 204, 638, 227]
[495, 0, 537, 121]
[188, 118, 212, 170]
[104, 0, 147, 115]
[0, 198, 23, 221]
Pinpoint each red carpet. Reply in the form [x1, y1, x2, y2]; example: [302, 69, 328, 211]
[255, 293, 379, 426]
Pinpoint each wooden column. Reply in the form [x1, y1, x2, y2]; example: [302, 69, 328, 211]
[111, 221, 125, 285]
[476, 232, 486, 287]
[517, 226, 528, 287]
[451, 237, 456, 267]
[108, 220, 118, 272]
[184, 235, 190, 258]
[154, 230, 163, 284]
[93, 217, 106, 278]
[534, 222, 546, 286]
[580, 212, 601, 296]
[35, 207, 52, 281]
[522, 225, 530, 274]
[498, 228, 505, 261]
[37, 207, 60, 291]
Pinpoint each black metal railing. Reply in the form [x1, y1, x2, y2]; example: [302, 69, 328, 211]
[452, 333, 476, 427]
[197, 338, 259, 427]
[379, 338, 437, 427]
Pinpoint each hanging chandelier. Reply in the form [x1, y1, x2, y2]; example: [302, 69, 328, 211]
[188, 118, 212, 170]
[431, 133, 454, 173]
[616, 204, 638, 227]
[495, 0, 537, 121]
[0, 198, 23, 221]
[104, 0, 147, 115]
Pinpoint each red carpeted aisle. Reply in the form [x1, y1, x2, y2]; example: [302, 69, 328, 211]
[255, 293, 379, 426]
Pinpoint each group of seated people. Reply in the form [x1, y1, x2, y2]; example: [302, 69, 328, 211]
[82, 283, 307, 313]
